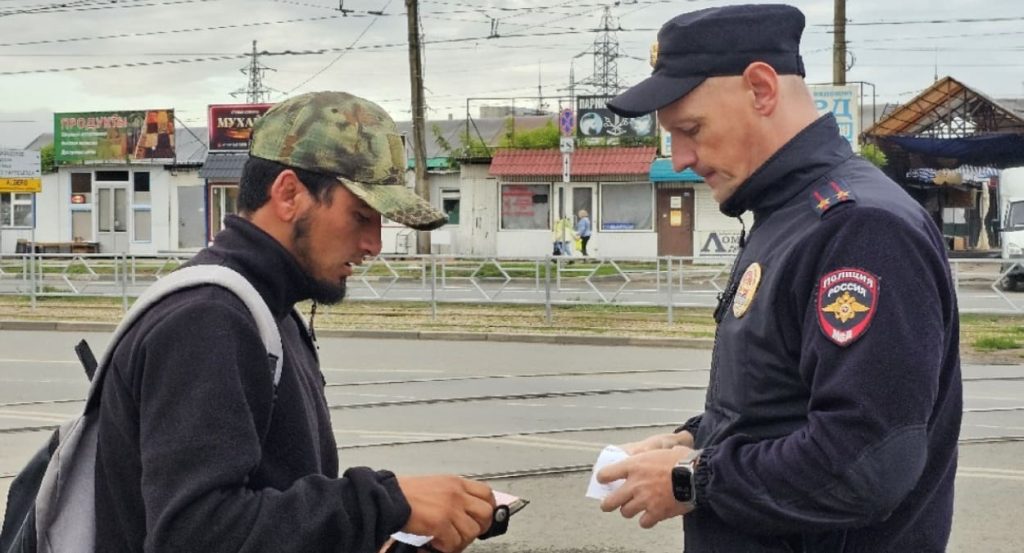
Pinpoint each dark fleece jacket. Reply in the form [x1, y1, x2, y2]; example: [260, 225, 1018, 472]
[95, 215, 411, 553]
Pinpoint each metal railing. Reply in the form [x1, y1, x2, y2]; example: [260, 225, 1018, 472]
[0, 252, 1021, 320]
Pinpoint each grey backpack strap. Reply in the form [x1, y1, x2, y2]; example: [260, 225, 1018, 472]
[97, 265, 283, 393]
[36, 265, 282, 553]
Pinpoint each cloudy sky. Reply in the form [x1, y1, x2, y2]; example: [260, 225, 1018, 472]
[1, 0, 1022, 148]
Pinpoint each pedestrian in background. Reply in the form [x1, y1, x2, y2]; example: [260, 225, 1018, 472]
[575, 209, 592, 256]
[596, 5, 962, 552]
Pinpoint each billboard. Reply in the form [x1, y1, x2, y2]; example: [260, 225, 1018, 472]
[811, 85, 860, 150]
[54, 109, 175, 163]
[208, 103, 273, 152]
[576, 95, 657, 141]
[0, 148, 41, 193]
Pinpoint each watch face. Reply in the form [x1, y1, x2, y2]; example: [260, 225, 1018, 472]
[672, 465, 695, 503]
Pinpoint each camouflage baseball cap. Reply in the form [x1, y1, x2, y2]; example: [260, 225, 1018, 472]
[250, 91, 447, 230]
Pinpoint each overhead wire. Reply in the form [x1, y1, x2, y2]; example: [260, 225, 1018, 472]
[281, 0, 392, 95]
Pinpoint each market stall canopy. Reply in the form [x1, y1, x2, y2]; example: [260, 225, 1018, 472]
[864, 76, 1024, 168]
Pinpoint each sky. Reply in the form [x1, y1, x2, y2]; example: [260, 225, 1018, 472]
[1, 0, 1022, 148]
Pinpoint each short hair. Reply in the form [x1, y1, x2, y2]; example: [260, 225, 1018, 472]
[238, 156, 342, 214]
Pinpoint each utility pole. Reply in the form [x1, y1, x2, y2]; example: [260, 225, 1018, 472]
[406, 0, 431, 254]
[833, 0, 846, 85]
[231, 41, 275, 103]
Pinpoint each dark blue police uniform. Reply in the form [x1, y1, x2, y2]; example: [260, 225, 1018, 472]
[681, 114, 963, 552]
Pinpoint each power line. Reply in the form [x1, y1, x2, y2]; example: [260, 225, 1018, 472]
[231, 41, 277, 103]
[0, 27, 648, 76]
[817, 15, 1024, 27]
[0, 15, 352, 48]
[0, 0, 229, 17]
[283, 0, 392, 95]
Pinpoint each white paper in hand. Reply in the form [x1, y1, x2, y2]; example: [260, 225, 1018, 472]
[586, 445, 629, 500]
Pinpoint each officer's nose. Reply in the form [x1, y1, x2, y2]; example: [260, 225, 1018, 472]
[671, 139, 697, 173]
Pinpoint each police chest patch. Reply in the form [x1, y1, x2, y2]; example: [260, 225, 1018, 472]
[732, 262, 762, 318]
[817, 268, 879, 346]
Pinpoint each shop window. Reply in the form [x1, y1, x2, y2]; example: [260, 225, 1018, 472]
[210, 185, 239, 238]
[71, 210, 93, 242]
[501, 184, 550, 230]
[134, 209, 152, 242]
[71, 173, 92, 204]
[133, 172, 151, 204]
[132, 172, 152, 242]
[95, 170, 129, 182]
[441, 189, 460, 225]
[600, 182, 653, 230]
[1, 193, 33, 227]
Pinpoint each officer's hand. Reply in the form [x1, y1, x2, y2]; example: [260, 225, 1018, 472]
[397, 475, 495, 553]
[620, 431, 694, 455]
[597, 446, 695, 528]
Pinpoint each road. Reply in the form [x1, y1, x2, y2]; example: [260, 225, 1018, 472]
[1, 332, 1022, 551]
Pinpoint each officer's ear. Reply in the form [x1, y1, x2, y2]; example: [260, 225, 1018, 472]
[742, 62, 780, 116]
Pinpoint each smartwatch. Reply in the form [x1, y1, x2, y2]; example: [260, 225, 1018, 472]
[671, 450, 700, 507]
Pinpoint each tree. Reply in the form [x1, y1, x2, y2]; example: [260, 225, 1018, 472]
[858, 143, 888, 168]
[40, 144, 56, 173]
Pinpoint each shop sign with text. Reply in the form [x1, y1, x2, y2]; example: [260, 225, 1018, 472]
[208, 104, 273, 151]
[54, 109, 176, 163]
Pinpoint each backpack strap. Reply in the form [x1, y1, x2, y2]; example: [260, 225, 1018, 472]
[84, 265, 283, 409]
[32, 265, 282, 553]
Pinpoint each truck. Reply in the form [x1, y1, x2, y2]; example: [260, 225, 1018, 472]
[999, 167, 1024, 290]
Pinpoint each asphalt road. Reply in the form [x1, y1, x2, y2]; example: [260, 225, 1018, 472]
[1, 331, 1021, 552]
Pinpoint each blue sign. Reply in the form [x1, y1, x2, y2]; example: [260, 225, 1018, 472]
[602, 222, 636, 230]
[559, 108, 575, 137]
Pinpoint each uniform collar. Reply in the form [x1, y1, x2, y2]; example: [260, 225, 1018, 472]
[719, 114, 854, 219]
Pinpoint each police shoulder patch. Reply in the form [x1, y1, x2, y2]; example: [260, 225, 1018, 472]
[810, 179, 856, 217]
[817, 267, 879, 347]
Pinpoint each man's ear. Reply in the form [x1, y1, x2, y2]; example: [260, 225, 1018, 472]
[267, 169, 308, 222]
[742, 62, 780, 116]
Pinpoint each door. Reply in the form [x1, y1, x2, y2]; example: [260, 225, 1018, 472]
[97, 184, 128, 253]
[177, 186, 206, 249]
[571, 185, 594, 227]
[657, 187, 694, 256]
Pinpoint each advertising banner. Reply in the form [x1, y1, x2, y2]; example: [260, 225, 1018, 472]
[54, 109, 175, 164]
[576, 95, 657, 141]
[208, 104, 273, 151]
[0, 148, 41, 193]
[811, 85, 860, 150]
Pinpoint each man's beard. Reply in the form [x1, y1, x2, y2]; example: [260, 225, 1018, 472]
[292, 213, 347, 305]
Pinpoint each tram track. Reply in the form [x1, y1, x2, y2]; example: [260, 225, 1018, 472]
[3, 435, 1023, 482]
[2, 369, 1021, 412]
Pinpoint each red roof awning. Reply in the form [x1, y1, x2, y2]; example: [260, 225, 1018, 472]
[489, 147, 656, 177]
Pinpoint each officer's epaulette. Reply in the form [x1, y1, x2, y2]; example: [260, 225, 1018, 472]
[810, 179, 856, 217]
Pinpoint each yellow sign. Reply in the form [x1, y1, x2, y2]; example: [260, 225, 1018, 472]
[670, 210, 682, 227]
[0, 177, 41, 193]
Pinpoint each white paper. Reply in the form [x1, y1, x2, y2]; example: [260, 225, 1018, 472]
[391, 531, 433, 547]
[390, 489, 525, 547]
[585, 445, 629, 500]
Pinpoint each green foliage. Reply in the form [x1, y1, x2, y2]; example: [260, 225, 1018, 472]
[973, 336, 1021, 351]
[499, 120, 560, 149]
[431, 123, 454, 155]
[40, 143, 56, 173]
[858, 143, 888, 168]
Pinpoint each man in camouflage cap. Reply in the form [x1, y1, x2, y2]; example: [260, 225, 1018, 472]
[250, 90, 447, 231]
[93, 91, 495, 553]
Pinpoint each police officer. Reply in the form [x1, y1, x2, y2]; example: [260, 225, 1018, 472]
[596, 5, 962, 552]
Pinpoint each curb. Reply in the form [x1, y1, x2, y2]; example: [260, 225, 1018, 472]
[0, 320, 715, 349]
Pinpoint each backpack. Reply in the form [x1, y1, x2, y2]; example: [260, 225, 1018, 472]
[0, 265, 284, 553]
